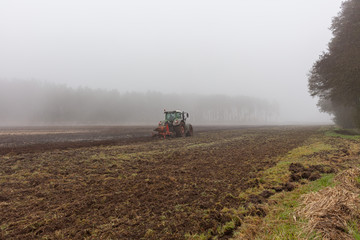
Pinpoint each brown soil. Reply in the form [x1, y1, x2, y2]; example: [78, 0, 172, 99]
[0, 126, 319, 239]
[0, 125, 246, 155]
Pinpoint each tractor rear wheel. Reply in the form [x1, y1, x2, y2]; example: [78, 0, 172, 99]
[175, 123, 186, 137]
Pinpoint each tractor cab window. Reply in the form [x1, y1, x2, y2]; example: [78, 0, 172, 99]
[165, 112, 182, 121]
[175, 112, 182, 119]
[165, 112, 176, 121]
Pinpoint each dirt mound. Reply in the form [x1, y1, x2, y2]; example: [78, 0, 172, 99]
[296, 168, 360, 240]
[289, 163, 334, 182]
[269, 163, 335, 195]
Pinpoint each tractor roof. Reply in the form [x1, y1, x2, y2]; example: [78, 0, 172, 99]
[164, 110, 182, 113]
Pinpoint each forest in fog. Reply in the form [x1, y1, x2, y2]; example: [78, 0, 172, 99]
[309, 0, 360, 128]
[0, 80, 278, 125]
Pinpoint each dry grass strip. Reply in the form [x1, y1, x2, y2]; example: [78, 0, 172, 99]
[296, 168, 360, 240]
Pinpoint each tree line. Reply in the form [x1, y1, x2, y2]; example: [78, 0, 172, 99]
[308, 0, 360, 128]
[0, 80, 278, 125]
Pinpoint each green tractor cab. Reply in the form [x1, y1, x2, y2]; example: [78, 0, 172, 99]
[153, 110, 193, 138]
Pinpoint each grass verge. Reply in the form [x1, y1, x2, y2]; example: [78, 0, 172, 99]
[325, 127, 360, 140]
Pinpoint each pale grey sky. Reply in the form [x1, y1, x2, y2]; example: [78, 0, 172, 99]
[0, 0, 342, 122]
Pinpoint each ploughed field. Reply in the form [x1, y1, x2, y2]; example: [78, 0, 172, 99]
[0, 126, 321, 239]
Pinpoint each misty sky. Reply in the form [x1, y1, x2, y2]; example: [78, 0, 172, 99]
[0, 0, 342, 123]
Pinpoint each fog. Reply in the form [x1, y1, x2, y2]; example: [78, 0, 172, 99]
[0, 80, 278, 125]
[0, 0, 341, 125]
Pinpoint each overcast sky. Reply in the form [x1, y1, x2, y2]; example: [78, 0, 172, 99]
[0, 0, 342, 123]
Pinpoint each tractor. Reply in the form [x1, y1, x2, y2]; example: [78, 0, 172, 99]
[153, 110, 193, 138]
